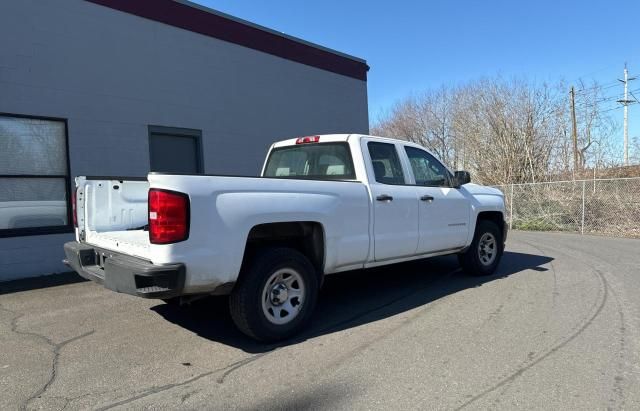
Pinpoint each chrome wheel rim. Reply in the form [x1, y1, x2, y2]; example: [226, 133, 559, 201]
[261, 268, 305, 325]
[478, 233, 497, 266]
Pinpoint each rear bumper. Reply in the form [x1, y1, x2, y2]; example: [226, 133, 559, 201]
[63, 241, 185, 299]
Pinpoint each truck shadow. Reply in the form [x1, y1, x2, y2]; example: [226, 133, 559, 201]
[151, 251, 552, 353]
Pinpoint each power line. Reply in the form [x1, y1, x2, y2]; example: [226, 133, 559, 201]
[572, 86, 640, 110]
[565, 62, 635, 87]
[573, 76, 640, 94]
[573, 97, 625, 110]
[600, 106, 624, 113]
[574, 81, 621, 94]
[573, 97, 622, 111]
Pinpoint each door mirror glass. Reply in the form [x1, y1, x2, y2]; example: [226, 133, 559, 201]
[454, 171, 471, 186]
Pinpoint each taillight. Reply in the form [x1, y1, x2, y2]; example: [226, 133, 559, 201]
[148, 189, 190, 244]
[295, 136, 320, 144]
[72, 188, 78, 227]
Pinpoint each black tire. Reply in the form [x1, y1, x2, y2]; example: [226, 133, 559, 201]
[458, 220, 503, 276]
[229, 247, 319, 342]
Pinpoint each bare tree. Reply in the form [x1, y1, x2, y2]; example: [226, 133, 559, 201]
[372, 86, 458, 166]
[630, 136, 640, 165]
[573, 80, 619, 171]
[372, 76, 620, 185]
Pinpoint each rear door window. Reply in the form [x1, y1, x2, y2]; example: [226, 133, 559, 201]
[367, 142, 406, 185]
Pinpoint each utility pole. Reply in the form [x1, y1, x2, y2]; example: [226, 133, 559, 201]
[570, 86, 579, 171]
[618, 63, 636, 166]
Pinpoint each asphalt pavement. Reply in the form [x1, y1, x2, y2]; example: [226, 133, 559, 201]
[1, 231, 639, 410]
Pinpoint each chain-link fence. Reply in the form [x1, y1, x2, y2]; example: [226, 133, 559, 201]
[495, 177, 640, 238]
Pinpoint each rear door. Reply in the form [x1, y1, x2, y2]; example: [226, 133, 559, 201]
[402, 145, 470, 253]
[362, 139, 419, 261]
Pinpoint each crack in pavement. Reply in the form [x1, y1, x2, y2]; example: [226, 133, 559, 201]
[216, 353, 270, 384]
[0, 303, 95, 411]
[606, 281, 628, 410]
[23, 330, 96, 410]
[96, 356, 256, 410]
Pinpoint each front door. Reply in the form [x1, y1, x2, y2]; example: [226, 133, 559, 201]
[403, 146, 470, 253]
[365, 140, 419, 261]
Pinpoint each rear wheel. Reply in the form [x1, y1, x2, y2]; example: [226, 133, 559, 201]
[458, 220, 503, 276]
[229, 248, 319, 342]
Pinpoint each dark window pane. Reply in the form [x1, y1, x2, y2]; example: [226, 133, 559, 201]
[264, 143, 355, 179]
[149, 133, 200, 174]
[367, 142, 405, 185]
[0, 178, 68, 229]
[0, 116, 67, 175]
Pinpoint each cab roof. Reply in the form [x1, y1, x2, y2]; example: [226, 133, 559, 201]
[271, 134, 408, 148]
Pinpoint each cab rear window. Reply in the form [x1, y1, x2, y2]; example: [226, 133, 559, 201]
[264, 143, 356, 180]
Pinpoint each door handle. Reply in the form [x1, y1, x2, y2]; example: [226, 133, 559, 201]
[420, 195, 434, 202]
[376, 194, 393, 202]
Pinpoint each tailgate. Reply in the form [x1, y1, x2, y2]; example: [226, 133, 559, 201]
[76, 176, 151, 259]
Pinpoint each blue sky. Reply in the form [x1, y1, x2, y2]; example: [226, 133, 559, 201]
[193, 0, 639, 141]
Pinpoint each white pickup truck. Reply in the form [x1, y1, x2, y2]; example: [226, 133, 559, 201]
[64, 134, 506, 341]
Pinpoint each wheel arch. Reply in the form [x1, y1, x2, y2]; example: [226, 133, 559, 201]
[475, 210, 506, 244]
[240, 221, 326, 284]
[477, 211, 504, 230]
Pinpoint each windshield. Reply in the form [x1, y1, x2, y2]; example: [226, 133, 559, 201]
[263, 143, 356, 180]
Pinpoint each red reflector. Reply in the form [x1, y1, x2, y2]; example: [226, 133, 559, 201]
[148, 189, 190, 244]
[295, 136, 320, 144]
[72, 188, 78, 227]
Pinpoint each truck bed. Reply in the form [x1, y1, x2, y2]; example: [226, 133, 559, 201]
[76, 177, 152, 259]
[76, 173, 371, 281]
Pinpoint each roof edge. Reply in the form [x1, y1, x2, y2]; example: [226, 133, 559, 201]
[85, 0, 369, 81]
[175, 0, 366, 64]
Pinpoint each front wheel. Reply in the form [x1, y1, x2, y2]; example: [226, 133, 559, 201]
[229, 247, 319, 342]
[458, 220, 503, 276]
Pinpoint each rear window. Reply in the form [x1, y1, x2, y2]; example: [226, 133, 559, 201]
[264, 143, 356, 180]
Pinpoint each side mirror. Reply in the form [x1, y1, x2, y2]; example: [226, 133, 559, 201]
[454, 170, 471, 187]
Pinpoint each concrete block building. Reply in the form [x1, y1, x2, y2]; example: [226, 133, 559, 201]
[0, 0, 369, 281]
